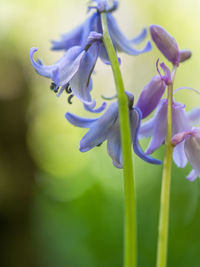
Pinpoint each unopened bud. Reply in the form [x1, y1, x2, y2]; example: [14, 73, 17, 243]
[136, 75, 166, 119]
[150, 25, 180, 66]
[179, 49, 192, 63]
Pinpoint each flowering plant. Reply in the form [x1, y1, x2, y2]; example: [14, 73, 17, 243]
[30, 1, 198, 267]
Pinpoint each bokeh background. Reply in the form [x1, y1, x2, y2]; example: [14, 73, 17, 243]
[0, 0, 200, 266]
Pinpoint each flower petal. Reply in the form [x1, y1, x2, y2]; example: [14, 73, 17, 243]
[184, 131, 200, 174]
[173, 141, 187, 168]
[70, 43, 99, 103]
[139, 117, 155, 139]
[131, 108, 162, 164]
[107, 119, 123, 168]
[65, 112, 98, 128]
[131, 28, 147, 45]
[136, 75, 166, 119]
[187, 107, 200, 126]
[30, 46, 85, 86]
[51, 13, 97, 50]
[84, 101, 107, 113]
[107, 14, 152, 56]
[172, 102, 191, 135]
[79, 102, 118, 152]
[145, 100, 167, 154]
[186, 169, 198, 182]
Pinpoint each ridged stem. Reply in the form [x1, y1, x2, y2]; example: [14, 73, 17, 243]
[101, 12, 137, 267]
[156, 66, 177, 267]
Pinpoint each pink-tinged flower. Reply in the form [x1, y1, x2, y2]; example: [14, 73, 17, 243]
[136, 61, 171, 119]
[171, 127, 200, 181]
[139, 99, 200, 168]
[66, 92, 161, 168]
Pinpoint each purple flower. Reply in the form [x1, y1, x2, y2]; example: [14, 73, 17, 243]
[171, 127, 200, 181]
[65, 92, 161, 168]
[139, 99, 200, 168]
[51, 1, 152, 63]
[136, 61, 171, 119]
[30, 32, 106, 113]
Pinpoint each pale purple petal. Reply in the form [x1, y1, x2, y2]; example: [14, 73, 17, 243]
[65, 112, 98, 128]
[99, 43, 110, 64]
[107, 119, 123, 168]
[30, 46, 85, 86]
[84, 101, 107, 113]
[172, 102, 191, 135]
[131, 28, 147, 45]
[173, 142, 187, 168]
[139, 117, 155, 139]
[107, 14, 152, 56]
[136, 75, 166, 119]
[186, 169, 198, 182]
[145, 100, 167, 154]
[79, 102, 118, 152]
[70, 43, 99, 103]
[184, 131, 200, 174]
[131, 108, 162, 164]
[171, 130, 192, 146]
[187, 107, 200, 126]
[51, 13, 97, 50]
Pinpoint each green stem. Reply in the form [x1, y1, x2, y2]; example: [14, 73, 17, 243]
[156, 66, 177, 267]
[101, 12, 137, 267]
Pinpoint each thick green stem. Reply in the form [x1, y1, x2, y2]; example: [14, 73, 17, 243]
[156, 67, 177, 267]
[101, 12, 137, 267]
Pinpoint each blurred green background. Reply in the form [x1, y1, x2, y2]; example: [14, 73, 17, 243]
[0, 0, 200, 266]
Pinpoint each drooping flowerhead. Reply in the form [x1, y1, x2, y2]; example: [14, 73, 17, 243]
[139, 99, 200, 168]
[172, 127, 200, 181]
[136, 60, 171, 119]
[30, 32, 106, 113]
[51, 0, 152, 62]
[66, 92, 161, 168]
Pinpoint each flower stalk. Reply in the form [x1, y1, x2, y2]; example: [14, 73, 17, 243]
[101, 12, 137, 267]
[156, 66, 177, 267]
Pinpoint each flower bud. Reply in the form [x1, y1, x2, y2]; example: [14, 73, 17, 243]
[149, 25, 180, 66]
[179, 49, 192, 63]
[136, 75, 166, 119]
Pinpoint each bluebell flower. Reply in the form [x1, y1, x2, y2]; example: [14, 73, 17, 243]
[136, 60, 171, 119]
[51, 0, 152, 64]
[139, 98, 200, 168]
[171, 127, 200, 181]
[30, 32, 106, 113]
[65, 92, 161, 168]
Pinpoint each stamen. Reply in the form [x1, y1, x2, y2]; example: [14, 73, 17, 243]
[68, 94, 74, 104]
[96, 143, 102, 147]
[65, 84, 72, 94]
[50, 82, 59, 93]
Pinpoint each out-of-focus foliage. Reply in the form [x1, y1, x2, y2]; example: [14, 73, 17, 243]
[0, 0, 200, 266]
